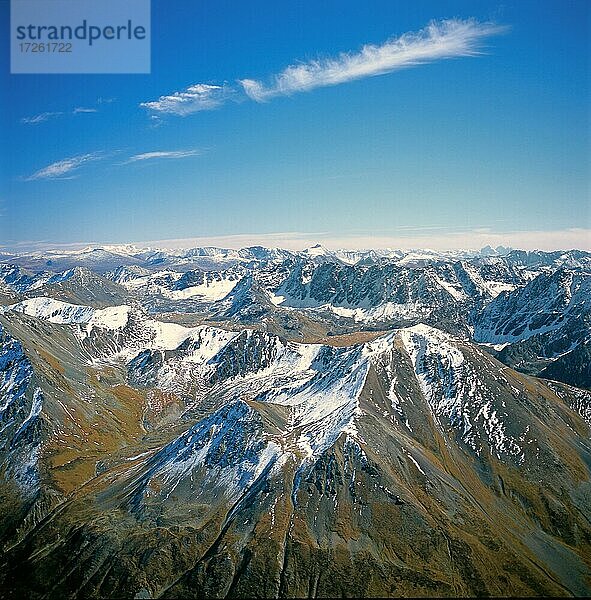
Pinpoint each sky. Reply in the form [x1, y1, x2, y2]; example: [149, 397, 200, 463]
[1, 0, 590, 251]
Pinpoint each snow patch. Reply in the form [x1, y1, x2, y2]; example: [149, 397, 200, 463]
[4, 297, 94, 324]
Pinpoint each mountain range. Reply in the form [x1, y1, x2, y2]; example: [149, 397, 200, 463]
[0, 245, 590, 598]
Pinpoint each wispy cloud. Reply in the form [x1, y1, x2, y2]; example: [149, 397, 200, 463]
[239, 19, 506, 101]
[22, 100, 106, 124]
[140, 83, 233, 116]
[25, 153, 103, 181]
[21, 111, 64, 124]
[73, 107, 98, 114]
[140, 19, 505, 117]
[23, 149, 200, 180]
[124, 150, 202, 163]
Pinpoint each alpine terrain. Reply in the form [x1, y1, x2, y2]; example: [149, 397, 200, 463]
[0, 244, 590, 598]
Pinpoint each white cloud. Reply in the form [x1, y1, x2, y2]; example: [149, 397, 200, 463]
[25, 153, 103, 181]
[140, 84, 232, 116]
[23, 149, 198, 180]
[124, 150, 202, 163]
[137, 228, 591, 252]
[21, 111, 64, 124]
[140, 19, 505, 117]
[73, 107, 98, 114]
[22, 105, 100, 123]
[239, 18, 506, 101]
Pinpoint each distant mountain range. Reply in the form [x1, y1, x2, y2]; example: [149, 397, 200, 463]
[0, 245, 590, 597]
[2, 245, 589, 388]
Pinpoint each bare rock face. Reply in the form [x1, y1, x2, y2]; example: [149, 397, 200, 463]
[0, 248, 590, 598]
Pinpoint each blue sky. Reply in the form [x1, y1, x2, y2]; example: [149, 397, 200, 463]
[1, 0, 589, 250]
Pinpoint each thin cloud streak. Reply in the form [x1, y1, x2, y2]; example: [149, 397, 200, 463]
[25, 153, 103, 181]
[21, 111, 64, 124]
[124, 150, 202, 163]
[239, 18, 506, 101]
[73, 107, 98, 114]
[23, 149, 200, 180]
[140, 84, 233, 116]
[22, 105, 100, 124]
